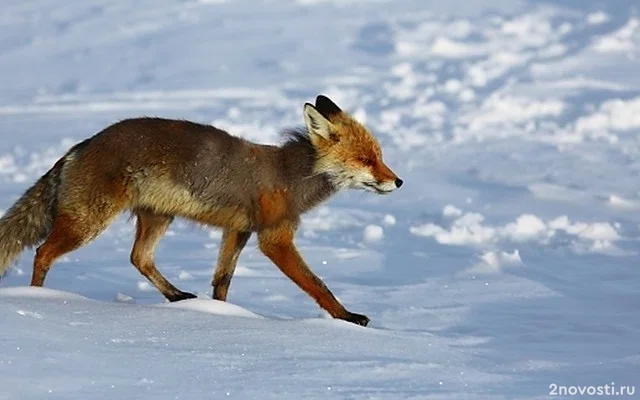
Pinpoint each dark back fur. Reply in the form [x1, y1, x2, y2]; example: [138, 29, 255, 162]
[65, 118, 337, 231]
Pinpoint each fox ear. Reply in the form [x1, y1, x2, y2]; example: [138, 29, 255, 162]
[304, 103, 335, 142]
[315, 95, 342, 120]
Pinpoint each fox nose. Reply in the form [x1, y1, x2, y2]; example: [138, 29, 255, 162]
[395, 178, 403, 188]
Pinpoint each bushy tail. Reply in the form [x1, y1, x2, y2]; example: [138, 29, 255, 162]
[0, 159, 64, 278]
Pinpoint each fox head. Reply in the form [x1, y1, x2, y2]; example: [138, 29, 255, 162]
[304, 95, 403, 194]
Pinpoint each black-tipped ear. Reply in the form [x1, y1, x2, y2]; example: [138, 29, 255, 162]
[315, 95, 342, 120]
[304, 103, 334, 141]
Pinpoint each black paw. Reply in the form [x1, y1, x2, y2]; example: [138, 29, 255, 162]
[168, 291, 197, 302]
[344, 311, 370, 327]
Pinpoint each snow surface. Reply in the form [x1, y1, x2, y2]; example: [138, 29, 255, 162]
[1, 0, 639, 399]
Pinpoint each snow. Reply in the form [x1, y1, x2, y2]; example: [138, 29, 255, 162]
[574, 97, 640, 136]
[160, 298, 263, 319]
[467, 250, 523, 274]
[592, 18, 640, 53]
[178, 270, 194, 281]
[587, 11, 610, 25]
[1, 0, 639, 399]
[362, 224, 384, 243]
[411, 211, 621, 252]
[137, 281, 154, 292]
[608, 194, 640, 210]
[115, 292, 134, 304]
[443, 204, 463, 218]
[382, 214, 396, 226]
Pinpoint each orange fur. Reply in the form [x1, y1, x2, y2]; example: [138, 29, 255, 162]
[257, 188, 288, 227]
[257, 222, 359, 321]
[31, 213, 84, 286]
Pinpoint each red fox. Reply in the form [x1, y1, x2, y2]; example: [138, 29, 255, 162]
[0, 95, 402, 326]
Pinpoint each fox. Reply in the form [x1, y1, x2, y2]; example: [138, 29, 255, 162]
[0, 95, 402, 326]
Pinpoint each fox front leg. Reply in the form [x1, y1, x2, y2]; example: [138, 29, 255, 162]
[212, 230, 251, 301]
[257, 222, 369, 326]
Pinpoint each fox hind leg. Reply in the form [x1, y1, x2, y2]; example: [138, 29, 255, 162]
[212, 230, 251, 301]
[31, 197, 126, 286]
[131, 209, 195, 302]
[31, 164, 130, 288]
[31, 213, 94, 287]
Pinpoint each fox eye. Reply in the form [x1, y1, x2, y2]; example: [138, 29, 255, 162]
[358, 157, 374, 166]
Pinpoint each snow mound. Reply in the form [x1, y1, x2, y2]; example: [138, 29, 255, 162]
[0, 286, 91, 301]
[160, 298, 263, 319]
